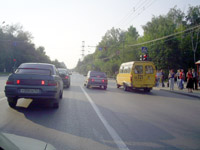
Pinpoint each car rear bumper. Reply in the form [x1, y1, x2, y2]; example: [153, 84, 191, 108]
[4, 85, 59, 99]
[62, 79, 70, 86]
[88, 82, 107, 87]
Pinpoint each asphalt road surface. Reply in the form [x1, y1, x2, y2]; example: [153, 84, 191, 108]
[0, 73, 200, 150]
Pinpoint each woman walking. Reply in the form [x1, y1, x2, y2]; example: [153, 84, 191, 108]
[168, 69, 175, 90]
[186, 69, 193, 93]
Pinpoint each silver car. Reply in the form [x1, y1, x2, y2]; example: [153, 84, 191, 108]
[84, 71, 108, 90]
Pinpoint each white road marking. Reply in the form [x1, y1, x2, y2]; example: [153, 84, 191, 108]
[0, 97, 6, 102]
[80, 86, 130, 150]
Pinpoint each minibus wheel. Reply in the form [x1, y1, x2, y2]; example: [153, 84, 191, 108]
[144, 88, 150, 92]
[123, 84, 128, 91]
[117, 84, 121, 88]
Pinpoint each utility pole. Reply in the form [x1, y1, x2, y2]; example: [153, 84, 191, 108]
[81, 41, 85, 60]
[122, 33, 125, 62]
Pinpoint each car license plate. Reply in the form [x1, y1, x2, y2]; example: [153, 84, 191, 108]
[19, 89, 40, 94]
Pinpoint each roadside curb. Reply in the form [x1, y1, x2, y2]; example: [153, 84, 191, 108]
[160, 89, 200, 99]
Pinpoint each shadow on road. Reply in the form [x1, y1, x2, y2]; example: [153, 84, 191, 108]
[14, 97, 178, 150]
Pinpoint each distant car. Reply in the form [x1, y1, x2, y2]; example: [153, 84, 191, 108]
[57, 68, 71, 88]
[84, 71, 108, 90]
[4, 63, 63, 108]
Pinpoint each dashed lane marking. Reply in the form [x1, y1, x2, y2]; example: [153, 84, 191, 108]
[80, 86, 130, 150]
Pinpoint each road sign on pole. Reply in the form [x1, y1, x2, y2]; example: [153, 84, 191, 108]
[141, 47, 147, 53]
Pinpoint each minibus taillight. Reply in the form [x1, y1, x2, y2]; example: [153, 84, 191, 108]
[130, 75, 133, 82]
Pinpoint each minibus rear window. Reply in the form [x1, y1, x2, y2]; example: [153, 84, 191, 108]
[145, 66, 154, 74]
[134, 65, 143, 74]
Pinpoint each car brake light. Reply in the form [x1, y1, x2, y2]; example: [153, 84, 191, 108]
[65, 76, 69, 79]
[17, 80, 20, 84]
[41, 80, 45, 85]
[48, 81, 57, 86]
[6, 81, 14, 85]
[92, 79, 95, 82]
[102, 79, 105, 83]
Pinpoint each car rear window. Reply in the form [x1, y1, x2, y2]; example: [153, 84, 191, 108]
[58, 70, 68, 74]
[90, 72, 106, 78]
[15, 68, 51, 75]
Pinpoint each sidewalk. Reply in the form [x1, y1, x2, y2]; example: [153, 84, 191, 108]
[154, 82, 200, 99]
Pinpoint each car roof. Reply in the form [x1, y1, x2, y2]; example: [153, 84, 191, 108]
[89, 71, 105, 74]
[18, 63, 55, 71]
[57, 68, 68, 70]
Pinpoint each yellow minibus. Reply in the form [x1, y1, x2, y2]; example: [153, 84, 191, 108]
[116, 61, 156, 92]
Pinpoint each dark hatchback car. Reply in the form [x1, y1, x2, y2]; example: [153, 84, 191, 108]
[4, 63, 63, 108]
[57, 68, 71, 88]
[84, 71, 108, 90]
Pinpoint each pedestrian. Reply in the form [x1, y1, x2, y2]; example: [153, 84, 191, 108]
[168, 69, 175, 90]
[156, 70, 161, 87]
[160, 69, 165, 87]
[192, 69, 198, 90]
[186, 69, 193, 93]
[176, 69, 180, 89]
[179, 69, 185, 90]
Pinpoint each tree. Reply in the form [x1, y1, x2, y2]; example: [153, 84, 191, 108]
[186, 6, 200, 64]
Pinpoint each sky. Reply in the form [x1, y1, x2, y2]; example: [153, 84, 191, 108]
[0, 0, 199, 69]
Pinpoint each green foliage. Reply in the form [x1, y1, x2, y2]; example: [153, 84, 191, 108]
[75, 5, 200, 76]
[0, 24, 66, 72]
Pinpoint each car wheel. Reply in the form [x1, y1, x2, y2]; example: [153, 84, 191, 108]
[59, 90, 63, 99]
[53, 102, 59, 109]
[86, 84, 90, 88]
[7, 97, 18, 108]
[117, 84, 121, 88]
[66, 83, 70, 88]
[104, 86, 107, 90]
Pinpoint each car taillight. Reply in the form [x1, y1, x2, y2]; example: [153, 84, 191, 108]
[102, 79, 107, 83]
[92, 79, 95, 82]
[48, 81, 57, 86]
[17, 80, 20, 84]
[65, 76, 69, 79]
[6, 81, 14, 85]
[41, 80, 45, 85]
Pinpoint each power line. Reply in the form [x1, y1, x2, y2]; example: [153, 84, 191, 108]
[127, 24, 200, 47]
[118, 0, 157, 29]
[116, 0, 145, 27]
[122, 0, 157, 29]
[80, 24, 200, 65]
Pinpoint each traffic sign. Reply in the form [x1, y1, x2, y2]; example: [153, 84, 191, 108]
[141, 47, 147, 53]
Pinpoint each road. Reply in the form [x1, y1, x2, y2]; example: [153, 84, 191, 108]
[0, 73, 200, 150]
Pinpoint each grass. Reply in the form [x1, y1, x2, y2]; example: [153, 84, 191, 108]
[0, 72, 10, 76]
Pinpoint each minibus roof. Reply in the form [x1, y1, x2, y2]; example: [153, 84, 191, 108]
[121, 61, 153, 66]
